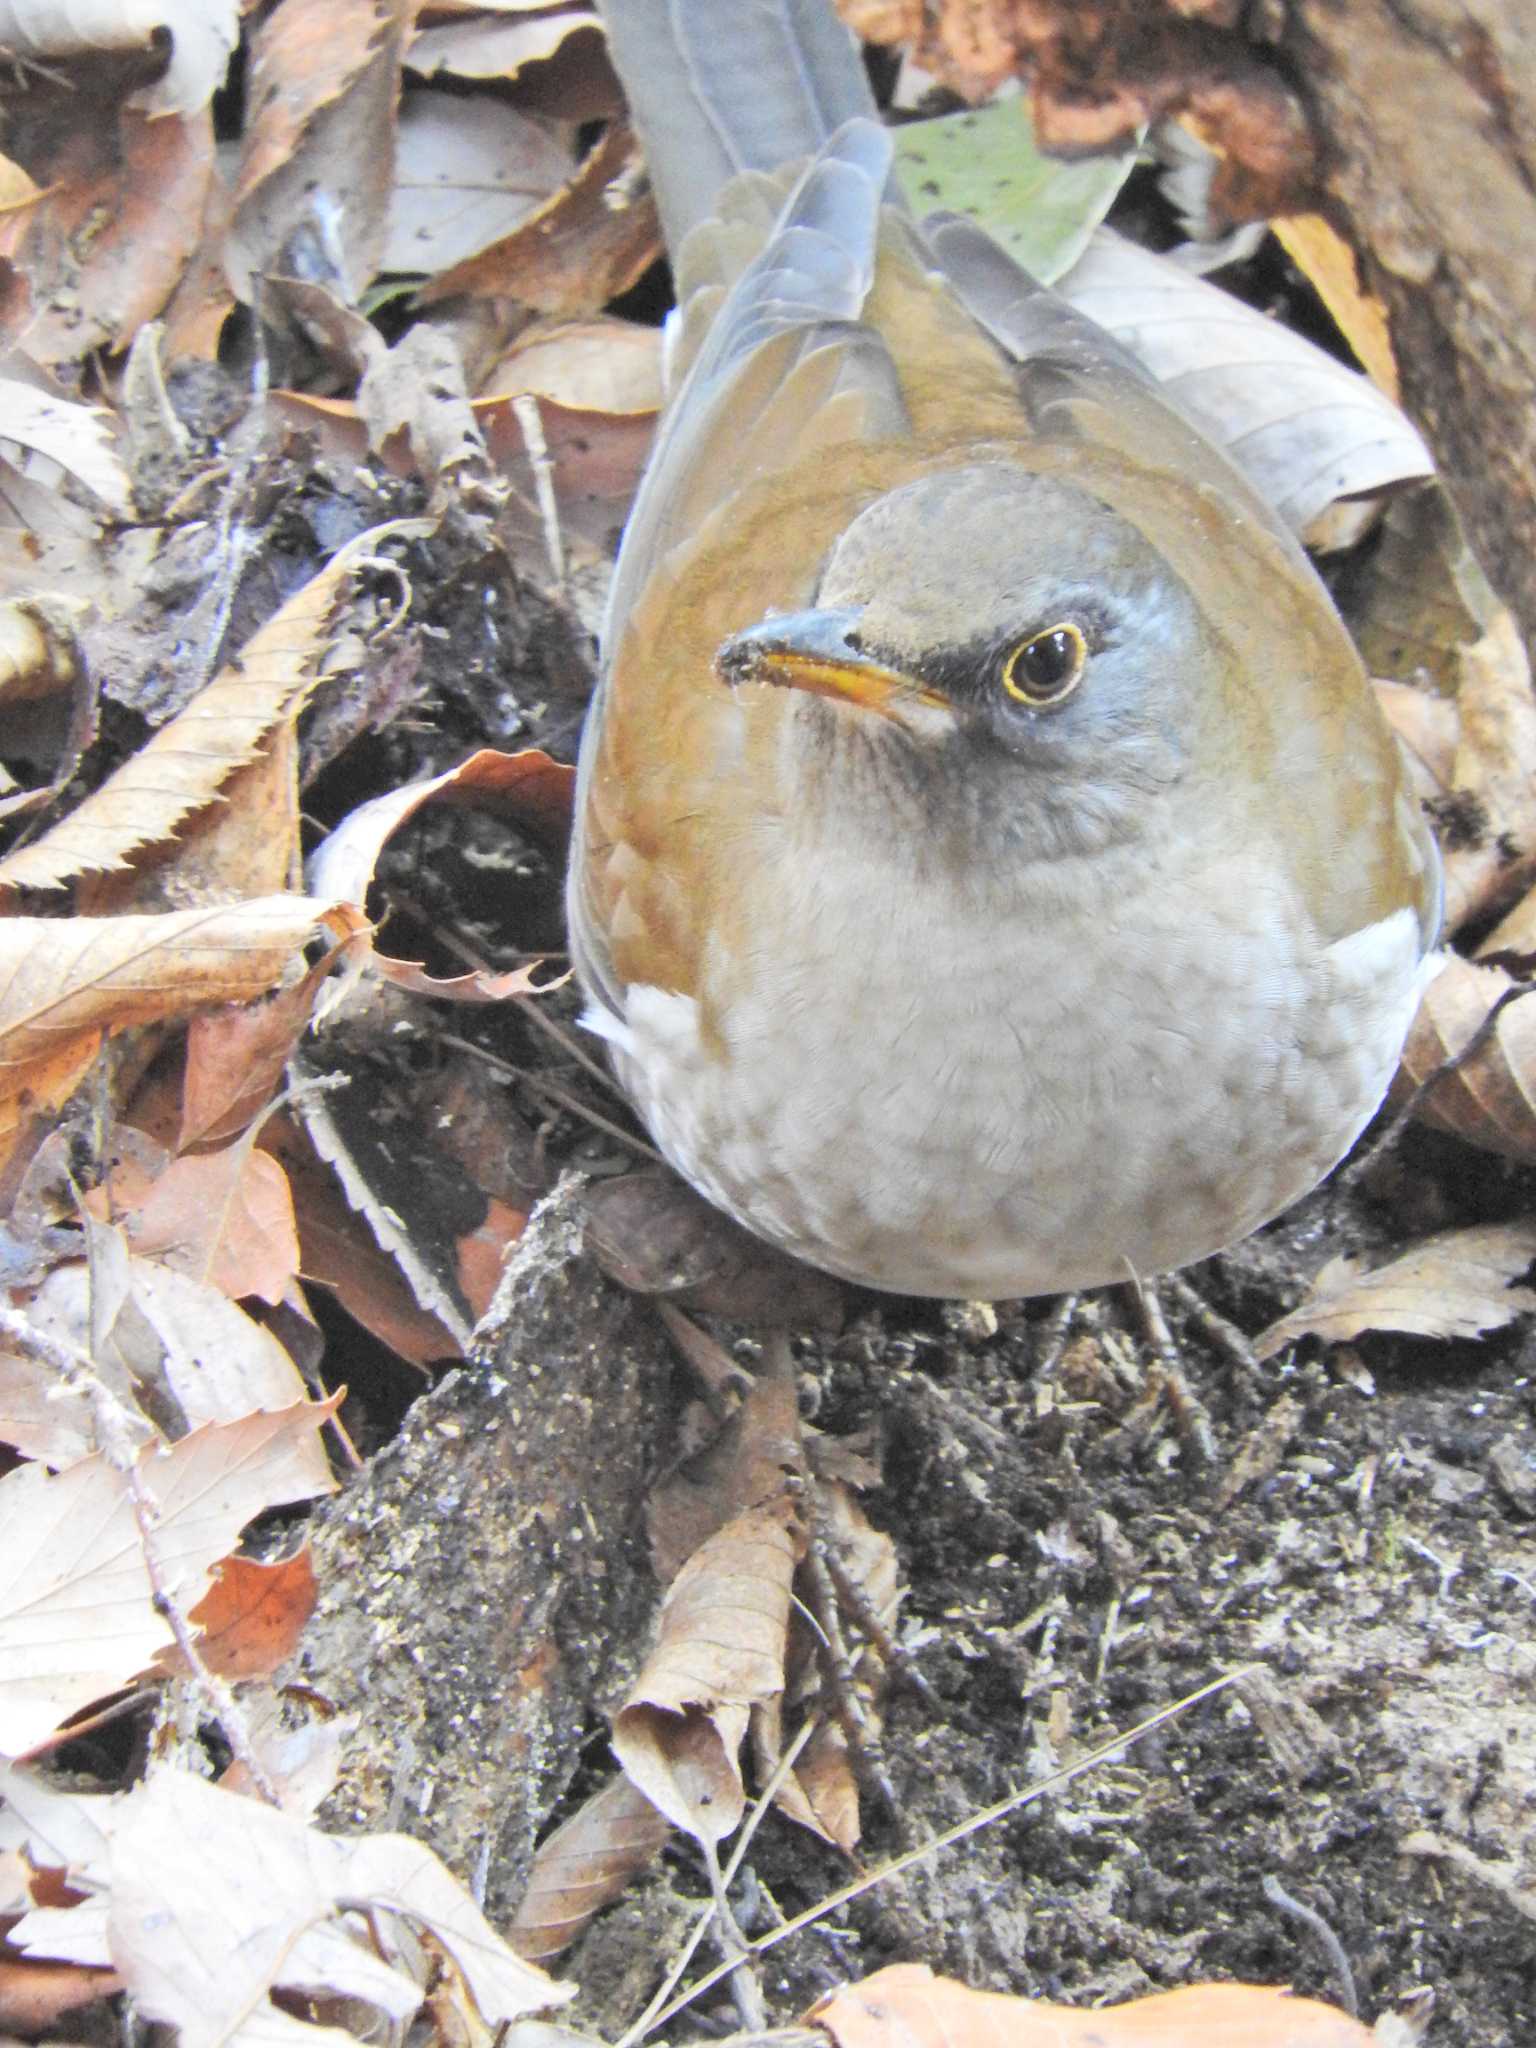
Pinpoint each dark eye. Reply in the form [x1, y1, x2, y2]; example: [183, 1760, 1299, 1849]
[1002, 622, 1088, 707]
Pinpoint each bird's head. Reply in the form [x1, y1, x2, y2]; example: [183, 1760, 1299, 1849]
[716, 464, 1225, 862]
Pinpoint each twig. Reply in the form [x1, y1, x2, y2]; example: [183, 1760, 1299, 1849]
[513, 393, 566, 591]
[617, 1718, 820, 2048]
[632, 1666, 1260, 2040]
[0, 1303, 282, 1805]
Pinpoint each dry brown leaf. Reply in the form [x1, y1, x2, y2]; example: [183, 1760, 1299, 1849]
[0, 1951, 119, 2032]
[357, 322, 489, 486]
[227, 0, 403, 305]
[102, 1142, 301, 1306]
[647, 1364, 807, 1584]
[613, 1497, 805, 1842]
[178, 968, 333, 1150]
[509, 1771, 671, 1964]
[1252, 1222, 1536, 1361]
[0, 109, 216, 366]
[421, 120, 659, 315]
[0, 519, 432, 894]
[10, 1763, 568, 2039]
[151, 1545, 317, 1682]
[0, 895, 360, 1177]
[0, 1400, 336, 1755]
[0, 0, 237, 118]
[0, 383, 130, 513]
[1394, 955, 1536, 1162]
[409, 8, 608, 91]
[811, 1963, 1375, 2048]
[6, 1250, 331, 1481]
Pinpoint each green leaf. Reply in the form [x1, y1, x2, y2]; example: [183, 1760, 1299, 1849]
[894, 97, 1139, 286]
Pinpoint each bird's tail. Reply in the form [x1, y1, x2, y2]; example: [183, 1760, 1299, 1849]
[595, 0, 878, 252]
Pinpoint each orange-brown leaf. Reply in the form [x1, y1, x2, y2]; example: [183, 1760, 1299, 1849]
[811, 1965, 1374, 2048]
[153, 1545, 317, 1681]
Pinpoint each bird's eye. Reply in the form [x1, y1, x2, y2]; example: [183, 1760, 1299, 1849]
[1001, 623, 1088, 707]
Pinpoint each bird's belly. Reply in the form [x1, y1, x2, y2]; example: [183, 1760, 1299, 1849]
[603, 890, 1427, 1300]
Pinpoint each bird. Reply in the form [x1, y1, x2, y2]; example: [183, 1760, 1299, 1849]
[566, 0, 1441, 1302]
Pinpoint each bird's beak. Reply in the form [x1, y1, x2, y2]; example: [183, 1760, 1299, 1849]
[715, 608, 950, 723]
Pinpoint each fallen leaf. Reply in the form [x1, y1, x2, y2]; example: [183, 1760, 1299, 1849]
[103, 1143, 301, 1306]
[0, 383, 130, 513]
[510, 1772, 671, 1963]
[178, 971, 332, 1150]
[896, 96, 1138, 285]
[1273, 212, 1400, 400]
[0, 0, 238, 118]
[1393, 955, 1536, 1162]
[226, 0, 403, 305]
[1253, 1223, 1536, 1360]
[421, 120, 659, 316]
[811, 1963, 1375, 2048]
[151, 1545, 317, 1682]
[613, 1498, 804, 1842]
[1056, 229, 1433, 535]
[0, 896, 361, 1179]
[384, 91, 573, 275]
[0, 1401, 336, 1755]
[0, 519, 432, 894]
[12, 1765, 569, 2042]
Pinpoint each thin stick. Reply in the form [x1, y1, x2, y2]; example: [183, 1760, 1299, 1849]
[633, 1666, 1260, 2040]
[617, 1718, 819, 2048]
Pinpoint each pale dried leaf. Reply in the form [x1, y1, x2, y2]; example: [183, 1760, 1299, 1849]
[1253, 1223, 1536, 1360]
[510, 1772, 670, 1963]
[0, 382, 130, 513]
[385, 93, 572, 274]
[0, 0, 238, 116]
[0, 519, 431, 893]
[1395, 955, 1536, 1163]
[484, 317, 662, 416]
[613, 1500, 802, 1842]
[0, 1402, 334, 1755]
[409, 10, 601, 84]
[812, 1963, 1374, 2048]
[1057, 229, 1433, 533]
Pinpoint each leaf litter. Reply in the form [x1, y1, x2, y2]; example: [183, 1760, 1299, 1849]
[0, 4, 1530, 2044]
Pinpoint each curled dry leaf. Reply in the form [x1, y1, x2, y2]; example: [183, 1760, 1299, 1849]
[613, 1497, 805, 1842]
[1272, 212, 1400, 401]
[421, 119, 660, 316]
[0, 517, 433, 894]
[0, 1400, 336, 1756]
[1393, 955, 1536, 1162]
[307, 745, 573, 1009]
[226, 0, 401, 304]
[509, 1770, 671, 1963]
[1252, 1222, 1536, 1362]
[811, 1963, 1375, 2048]
[0, 0, 239, 118]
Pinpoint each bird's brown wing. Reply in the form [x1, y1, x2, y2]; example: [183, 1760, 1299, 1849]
[570, 121, 922, 1025]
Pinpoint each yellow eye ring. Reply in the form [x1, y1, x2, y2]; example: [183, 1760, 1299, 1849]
[1002, 622, 1088, 707]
